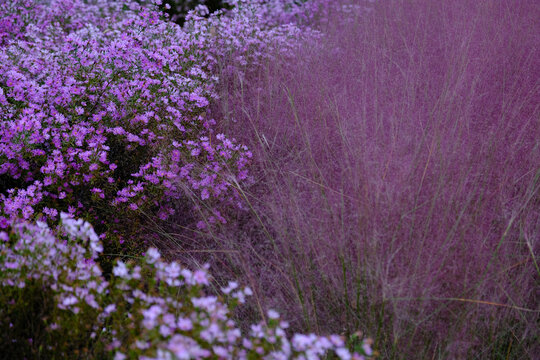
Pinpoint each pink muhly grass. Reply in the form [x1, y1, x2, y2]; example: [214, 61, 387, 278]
[198, 0, 540, 358]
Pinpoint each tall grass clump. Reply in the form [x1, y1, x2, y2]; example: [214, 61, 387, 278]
[201, 0, 539, 358]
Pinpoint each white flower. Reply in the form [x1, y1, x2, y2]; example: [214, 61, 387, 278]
[104, 304, 116, 315]
[142, 305, 163, 329]
[145, 247, 161, 264]
[177, 317, 193, 331]
[336, 347, 352, 360]
[193, 269, 209, 285]
[62, 295, 78, 307]
[112, 261, 129, 279]
[114, 352, 127, 360]
[222, 281, 238, 294]
[362, 342, 373, 356]
[268, 309, 280, 319]
[164, 262, 181, 279]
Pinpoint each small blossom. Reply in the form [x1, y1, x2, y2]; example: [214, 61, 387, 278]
[113, 261, 129, 279]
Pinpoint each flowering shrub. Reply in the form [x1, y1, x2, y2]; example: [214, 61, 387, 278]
[0, 0, 254, 240]
[181, 0, 325, 89]
[0, 214, 374, 359]
[0, 0, 321, 241]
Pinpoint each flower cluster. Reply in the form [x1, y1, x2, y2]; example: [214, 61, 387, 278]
[0, 214, 373, 359]
[0, 0, 322, 236]
[164, 0, 330, 27]
[184, 0, 325, 78]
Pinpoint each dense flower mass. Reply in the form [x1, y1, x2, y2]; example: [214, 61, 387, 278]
[0, 0, 318, 233]
[0, 214, 373, 359]
[1, 0, 241, 230]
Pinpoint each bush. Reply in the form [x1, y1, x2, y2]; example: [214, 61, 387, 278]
[0, 0, 258, 246]
[0, 214, 373, 359]
[0, 0, 322, 248]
